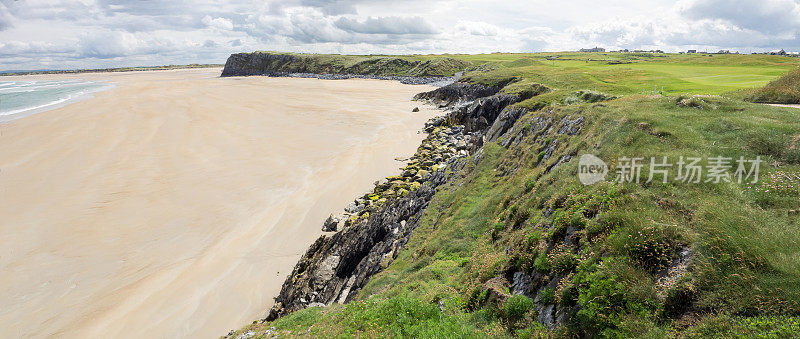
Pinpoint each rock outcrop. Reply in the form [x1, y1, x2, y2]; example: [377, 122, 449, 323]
[486, 107, 528, 142]
[413, 82, 504, 107]
[221, 53, 470, 85]
[267, 156, 464, 320]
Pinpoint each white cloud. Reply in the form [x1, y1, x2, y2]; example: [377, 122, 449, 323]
[202, 16, 234, 31]
[334, 16, 438, 35]
[678, 0, 800, 34]
[455, 21, 500, 37]
[2, 0, 800, 70]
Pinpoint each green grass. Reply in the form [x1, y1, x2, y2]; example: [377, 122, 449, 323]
[250, 51, 798, 97]
[227, 53, 800, 338]
[235, 97, 800, 338]
[747, 67, 800, 104]
[682, 314, 800, 338]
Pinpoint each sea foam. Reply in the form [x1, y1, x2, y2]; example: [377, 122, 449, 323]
[0, 79, 112, 122]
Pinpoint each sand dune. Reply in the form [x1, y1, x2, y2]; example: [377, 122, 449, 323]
[0, 68, 438, 338]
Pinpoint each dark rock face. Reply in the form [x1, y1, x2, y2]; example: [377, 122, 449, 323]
[414, 82, 521, 135]
[221, 53, 299, 76]
[266, 157, 462, 320]
[413, 82, 503, 108]
[221, 53, 458, 85]
[486, 107, 528, 142]
[449, 94, 520, 133]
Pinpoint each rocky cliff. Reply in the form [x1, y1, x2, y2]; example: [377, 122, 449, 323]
[265, 81, 526, 320]
[220, 52, 471, 85]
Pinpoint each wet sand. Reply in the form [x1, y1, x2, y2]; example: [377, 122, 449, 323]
[0, 68, 438, 338]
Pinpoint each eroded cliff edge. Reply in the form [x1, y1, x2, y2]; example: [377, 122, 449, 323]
[221, 53, 589, 328]
[264, 80, 533, 320]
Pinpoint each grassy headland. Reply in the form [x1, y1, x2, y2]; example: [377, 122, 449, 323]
[227, 52, 800, 338]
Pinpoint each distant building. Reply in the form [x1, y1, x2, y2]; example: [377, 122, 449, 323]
[687, 50, 697, 54]
[769, 49, 787, 55]
[579, 47, 605, 53]
[629, 49, 663, 54]
[717, 50, 730, 54]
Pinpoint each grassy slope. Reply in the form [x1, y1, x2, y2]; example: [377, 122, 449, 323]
[747, 67, 800, 104]
[231, 54, 800, 338]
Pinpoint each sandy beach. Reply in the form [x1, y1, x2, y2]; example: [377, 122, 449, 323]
[0, 68, 438, 338]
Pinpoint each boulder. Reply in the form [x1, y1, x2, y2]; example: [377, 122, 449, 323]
[483, 276, 511, 304]
[345, 202, 364, 214]
[401, 168, 418, 177]
[322, 214, 344, 232]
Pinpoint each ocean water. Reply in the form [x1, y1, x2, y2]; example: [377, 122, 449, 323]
[0, 79, 112, 122]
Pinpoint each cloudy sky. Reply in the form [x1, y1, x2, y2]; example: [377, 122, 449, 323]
[1, 0, 799, 70]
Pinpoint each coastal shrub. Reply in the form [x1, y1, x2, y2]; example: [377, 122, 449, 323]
[467, 287, 490, 311]
[574, 261, 650, 337]
[555, 276, 578, 306]
[503, 295, 535, 324]
[548, 246, 579, 274]
[620, 224, 681, 273]
[510, 231, 543, 273]
[538, 287, 556, 304]
[524, 178, 536, 192]
[533, 252, 550, 273]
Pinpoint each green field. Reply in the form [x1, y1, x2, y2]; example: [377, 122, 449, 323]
[227, 53, 800, 338]
[256, 51, 798, 96]
[451, 52, 797, 98]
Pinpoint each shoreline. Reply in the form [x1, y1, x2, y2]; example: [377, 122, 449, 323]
[0, 82, 116, 124]
[0, 64, 223, 77]
[220, 71, 458, 86]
